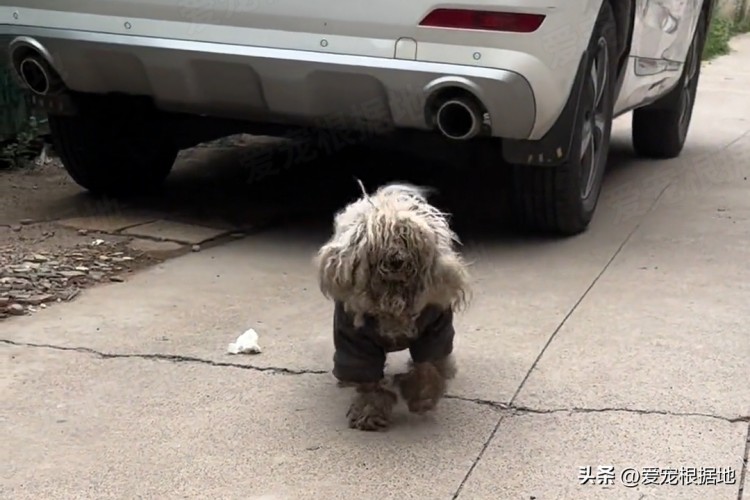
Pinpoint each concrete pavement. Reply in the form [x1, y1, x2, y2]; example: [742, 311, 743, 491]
[3, 35, 750, 500]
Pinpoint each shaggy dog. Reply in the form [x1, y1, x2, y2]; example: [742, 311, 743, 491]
[315, 181, 470, 431]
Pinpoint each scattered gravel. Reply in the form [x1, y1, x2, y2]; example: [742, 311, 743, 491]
[1, 238, 158, 320]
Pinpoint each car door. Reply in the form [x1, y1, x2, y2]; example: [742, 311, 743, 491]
[630, 0, 702, 63]
[614, 0, 703, 114]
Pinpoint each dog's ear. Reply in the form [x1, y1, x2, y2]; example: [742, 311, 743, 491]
[316, 226, 367, 301]
[427, 252, 471, 313]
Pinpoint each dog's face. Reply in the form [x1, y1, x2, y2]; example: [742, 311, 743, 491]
[316, 182, 469, 319]
[364, 212, 436, 315]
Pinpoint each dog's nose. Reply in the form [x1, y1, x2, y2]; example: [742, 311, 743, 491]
[386, 257, 404, 271]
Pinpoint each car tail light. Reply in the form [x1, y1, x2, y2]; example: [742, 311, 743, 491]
[419, 9, 546, 33]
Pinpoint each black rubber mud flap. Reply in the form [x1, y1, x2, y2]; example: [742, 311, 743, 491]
[501, 48, 590, 167]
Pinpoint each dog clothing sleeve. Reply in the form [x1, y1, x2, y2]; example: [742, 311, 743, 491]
[331, 301, 387, 384]
[408, 305, 455, 364]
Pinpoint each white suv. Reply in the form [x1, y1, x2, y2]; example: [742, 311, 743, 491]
[0, 0, 714, 234]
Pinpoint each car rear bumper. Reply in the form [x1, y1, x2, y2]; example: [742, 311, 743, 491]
[1, 25, 537, 140]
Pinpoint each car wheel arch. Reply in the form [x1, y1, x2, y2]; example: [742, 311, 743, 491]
[609, 0, 635, 76]
[502, 0, 626, 167]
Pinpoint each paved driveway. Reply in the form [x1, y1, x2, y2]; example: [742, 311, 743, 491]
[2, 35, 750, 500]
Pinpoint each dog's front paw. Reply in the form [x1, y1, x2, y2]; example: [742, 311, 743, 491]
[346, 388, 398, 431]
[395, 362, 447, 415]
[405, 397, 438, 415]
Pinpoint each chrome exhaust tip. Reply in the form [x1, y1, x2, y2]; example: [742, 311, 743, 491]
[19, 56, 54, 95]
[10, 40, 65, 96]
[434, 97, 483, 141]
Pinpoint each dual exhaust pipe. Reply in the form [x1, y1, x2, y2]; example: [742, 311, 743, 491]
[10, 39, 485, 141]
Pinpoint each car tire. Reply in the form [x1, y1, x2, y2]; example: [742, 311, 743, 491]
[48, 95, 179, 197]
[631, 9, 706, 159]
[510, 1, 618, 236]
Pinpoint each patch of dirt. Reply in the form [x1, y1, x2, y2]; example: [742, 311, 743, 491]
[0, 147, 210, 322]
[0, 223, 162, 321]
[0, 154, 83, 226]
[0, 135, 289, 322]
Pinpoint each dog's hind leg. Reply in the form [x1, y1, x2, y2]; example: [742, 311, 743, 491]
[346, 382, 398, 431]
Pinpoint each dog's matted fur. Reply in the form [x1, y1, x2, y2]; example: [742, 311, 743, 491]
[315, 180, 470, 431]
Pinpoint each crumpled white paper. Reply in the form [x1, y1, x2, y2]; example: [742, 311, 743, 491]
[227, 328, 262, 354]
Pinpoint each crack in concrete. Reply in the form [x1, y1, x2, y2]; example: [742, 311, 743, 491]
[507, 198, 664, 406]
[450, 412, 507, 500]
[6, 340, 750, 498]
[737, 423, 750, 500]
[449, 163, 748, 498]
[451, 220, 650, 499]
[444, 395, 750, 424]
[6, 339, 747, 426]
[0, 339, 328, 376]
